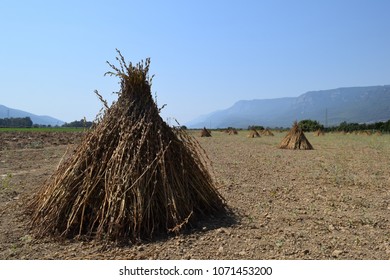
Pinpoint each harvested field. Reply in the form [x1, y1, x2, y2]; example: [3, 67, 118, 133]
[0, 131, 84, 150]
[1, 130, 390, 259]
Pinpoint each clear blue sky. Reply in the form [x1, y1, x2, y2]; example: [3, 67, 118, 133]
[1, 0, 390, 124]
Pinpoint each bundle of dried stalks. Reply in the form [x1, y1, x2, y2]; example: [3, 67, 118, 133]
[200, 127, 212, 137]
[261, 129, 274, 136]
[314, 129, 325, 136]
[29, 51, 226, 242]
[279, 122, 313, 150]
[228, 129, 238, 135]
[247, 129, 260, 138]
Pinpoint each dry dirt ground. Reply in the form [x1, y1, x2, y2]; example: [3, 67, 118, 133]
[1, 130, 390, 260]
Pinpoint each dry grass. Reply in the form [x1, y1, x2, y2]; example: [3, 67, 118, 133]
[279, 122, 313, 150]
[228, 129, 238, 135]
[261, 129, 274, 136]
[28, 51, 226, 243]
[247, 129, 260, 138]
[314, 129, 325, 136]
[200, 127, 212, 137]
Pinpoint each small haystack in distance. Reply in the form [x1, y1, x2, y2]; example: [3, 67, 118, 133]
[29, 50, 226, 242]
[223, 128, 238, 135]
[200, 127, 212, 137]
[314, 129, 325, 136]
[279, 122, 314, 150]
[261, 129, 274, 136]
[361, 130, 372, 136]
[247, 129, 260, 138]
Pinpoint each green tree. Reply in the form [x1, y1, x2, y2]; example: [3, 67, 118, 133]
[248, 125, 264, 131]
[298, 119, 324, 132]
[0, 117, 33, 128]
[62, 119, 93, 128]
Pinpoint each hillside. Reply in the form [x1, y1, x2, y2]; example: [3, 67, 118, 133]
[186, 85, 390, 128]
[0, 105, 64, 126]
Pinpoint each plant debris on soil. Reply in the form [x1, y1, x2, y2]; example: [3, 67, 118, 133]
[1, 129, 390, 259]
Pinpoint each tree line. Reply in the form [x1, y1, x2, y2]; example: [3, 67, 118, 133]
[246, 119, 390, 133]
[327, 120, 390, 133]
[0, 117, 33, 128]
[0, 117, 93, 128]
[2, 117, 390, 132]
[297, 119, 390, 133]
[62, 119, 93, 128]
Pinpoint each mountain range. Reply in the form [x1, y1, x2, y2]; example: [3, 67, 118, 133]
[186, 85, 390, 128]
[0, 104, 65, 126]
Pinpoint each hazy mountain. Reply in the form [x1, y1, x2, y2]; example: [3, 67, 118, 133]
[0, 104, 65, 126]
[186, 85, 390, 128]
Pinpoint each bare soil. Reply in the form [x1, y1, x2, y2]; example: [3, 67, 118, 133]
[1, 130, 389, 259]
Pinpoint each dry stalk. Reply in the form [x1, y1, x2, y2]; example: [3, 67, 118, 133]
[279, 122, 314, 150]
[29, 50, 226, 243]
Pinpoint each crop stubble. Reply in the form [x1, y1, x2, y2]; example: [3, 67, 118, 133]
[0, 131, 389, 259]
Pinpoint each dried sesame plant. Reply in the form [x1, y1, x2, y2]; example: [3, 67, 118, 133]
[29, 50, 226, 242]
[279, 121, 314, 150]
[247, 129, 260, 138]
[200, 127, 212, 137]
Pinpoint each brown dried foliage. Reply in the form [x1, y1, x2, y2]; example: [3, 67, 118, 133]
[314, 129, 325, 136]
[261, 129, 274, 136]
[247, 129, 260, 138]
[200, 127, 212, 137]
[29, 50, 226, 242]
[279, 122, 314, 150]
